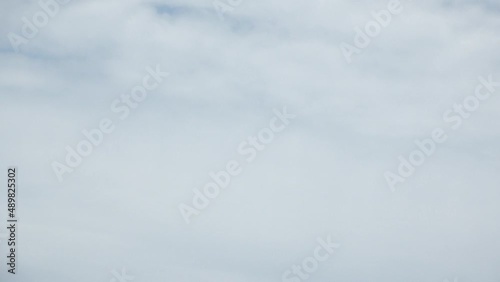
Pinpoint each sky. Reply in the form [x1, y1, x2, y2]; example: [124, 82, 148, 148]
[0, 0, 500, 281]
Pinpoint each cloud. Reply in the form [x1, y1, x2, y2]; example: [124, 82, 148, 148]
[1, 0, 500, 281]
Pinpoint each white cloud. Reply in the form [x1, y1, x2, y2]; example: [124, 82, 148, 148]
[1, 0, 500, 281]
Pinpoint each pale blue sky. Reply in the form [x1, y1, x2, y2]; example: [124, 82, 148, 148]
[0, 0, 500, 281]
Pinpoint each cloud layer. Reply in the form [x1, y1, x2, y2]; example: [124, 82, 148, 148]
[1, 0, 500, 281]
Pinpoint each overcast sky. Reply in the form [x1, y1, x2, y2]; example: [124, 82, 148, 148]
[1, 0, 500, 281]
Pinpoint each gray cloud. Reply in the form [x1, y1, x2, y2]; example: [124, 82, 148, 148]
[0, 0, 499, 281]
